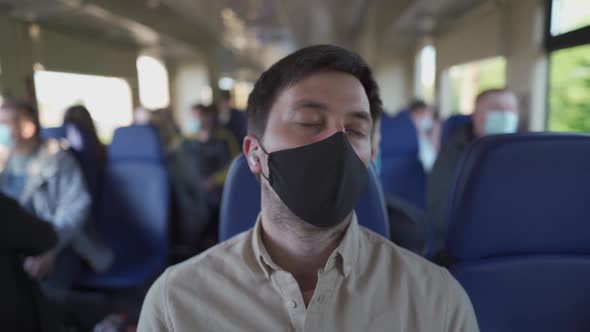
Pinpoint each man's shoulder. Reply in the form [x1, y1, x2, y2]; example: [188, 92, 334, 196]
[357, 227, 452, 287]
[357, 227, 475, 326]
[162, 230, 255, 286]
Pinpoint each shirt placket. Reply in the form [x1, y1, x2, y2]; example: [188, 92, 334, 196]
[271, 270, 307, 332]
[304, 265, 342, 332]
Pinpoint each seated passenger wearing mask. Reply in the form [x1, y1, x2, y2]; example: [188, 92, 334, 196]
[0, 99, 109, 302]
[217, 89, 247, 145]
[139, 45, 478, 331]
[186, 104, 239, 206]
[427, 88, 519, 262]
[408, 99, 439, 172]
[185, 104, 239, 249]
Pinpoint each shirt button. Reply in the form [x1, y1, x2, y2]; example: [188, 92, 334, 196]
[287, 299, 297, 309]
[344, 265, 352, 275]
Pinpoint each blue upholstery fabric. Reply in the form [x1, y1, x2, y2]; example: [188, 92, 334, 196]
[379, 112, 426, 209]
[452, 257, 590, 332]
[447, 134, 590, 259]
[77, 125, 169, 288]
[219, 155, 390, 241]
[440, 114, 472, 147]
[40, 126, 66, 140]
[446, 133, 590, 332]
[108, 125, 164, 162]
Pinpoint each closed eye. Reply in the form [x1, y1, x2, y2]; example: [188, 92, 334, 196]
[297, 123, 322, 128]
[346, 128, 368, 137]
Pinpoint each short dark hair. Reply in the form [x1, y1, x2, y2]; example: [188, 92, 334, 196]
[408, 99, 428, 113]
[246, 44, 383, 138]
[475, 88, 513, 104]
[1, 98, 40, 136]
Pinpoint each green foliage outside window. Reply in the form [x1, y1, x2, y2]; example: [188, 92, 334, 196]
[548, 44, 590, 133]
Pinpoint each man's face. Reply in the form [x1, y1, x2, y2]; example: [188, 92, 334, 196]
[414, 107, 432, 121]
[134, 107, 152, 125]
[248, 71, 372, 166]
[473, 91, 518, 137]
[411, 107, 434, 132]
[244, 71, 372, 225]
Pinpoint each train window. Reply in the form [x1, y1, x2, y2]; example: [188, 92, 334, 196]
[34, 70, 133, 141]
[137, 55, 170, 109]
[547, 0, 590, 132]
[548, 44, 590, 132]
[550, 0, 590, 36]
[415, 45, 436, 104]
[232, 81, 254, 110]
[218, 77, 235, 90]
[446, 57, 506, 114]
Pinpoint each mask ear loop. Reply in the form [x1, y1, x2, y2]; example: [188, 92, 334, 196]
[255, 137, 271, 183]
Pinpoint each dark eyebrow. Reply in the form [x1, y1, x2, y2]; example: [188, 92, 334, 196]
[347, 111, 372, 124]
[292, 99, 329, 112]
[292, 99, 371, 124]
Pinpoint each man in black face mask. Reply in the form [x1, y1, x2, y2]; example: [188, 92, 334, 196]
[139, 45, 479, 331]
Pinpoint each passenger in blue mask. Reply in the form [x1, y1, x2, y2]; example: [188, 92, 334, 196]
[186, 104, 239, 197]
[184, 103, 239, 249]
[408, 99, 439, 172]
[217, 90, 247, 146]
[0, 99, 111, 310]
[428, 88, 519, 264]
[140, 45, 478, 332]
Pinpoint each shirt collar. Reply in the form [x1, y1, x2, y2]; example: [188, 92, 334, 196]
[252, 214, 281, 279]
[251, 212, 360, 279]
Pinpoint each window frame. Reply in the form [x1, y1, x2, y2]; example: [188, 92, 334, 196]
[545, 0, 590, 52]
[544, 0, 590, 131]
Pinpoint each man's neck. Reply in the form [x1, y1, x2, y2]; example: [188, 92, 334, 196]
[260, 209, 351, 305]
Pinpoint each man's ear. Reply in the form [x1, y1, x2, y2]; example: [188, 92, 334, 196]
[243, 135, 263, 175]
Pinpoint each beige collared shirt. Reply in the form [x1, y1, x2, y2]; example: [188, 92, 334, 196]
[139, 214, 479, 331]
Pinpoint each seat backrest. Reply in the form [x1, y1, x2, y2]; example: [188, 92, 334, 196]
[446, 133, 590, 331]
[40, 126, 66, 140]
[440, 114, 472, 147]
[108, 124, 164, 162]
[379, 111, 426, 209]
[77, 125, 169, 289]
[219, 155, 390, 241]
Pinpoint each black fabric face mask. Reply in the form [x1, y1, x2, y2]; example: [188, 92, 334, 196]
[259, 132, 368, 228]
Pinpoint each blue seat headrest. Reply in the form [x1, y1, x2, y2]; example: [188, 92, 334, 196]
[380, 111, 418, 153]
[108, 125, 164, 161]
[447, 133, 590, 260]
[40, 126, 66, 140]
[440, 114, 472, 145]
[219, 154, 390, 241]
